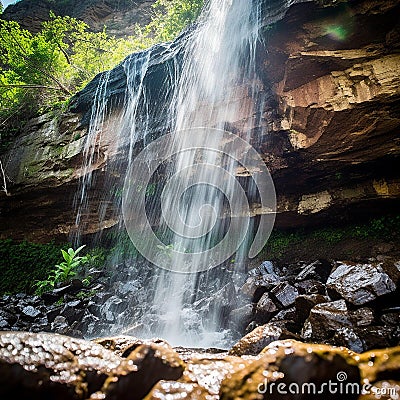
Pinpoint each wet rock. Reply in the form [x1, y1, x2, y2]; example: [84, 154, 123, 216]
[0, 318, 9, 329]
[21, 305, 41, 319]
[255, 293, 278, 322]
[242, 262, 282, 301]
[0, 331, 125, 400]
[381, 309, 400, 325]
[356, 326, 395, 350]
[303, 300, 377, 347]
[46, 305, 63, 323]
[100, 296, 128, 322]
[294, 294, 330, 321]
[302, 299, 352, 340]
[326, 262, 398, 305]
[228, 323, 300, 356]
[144, 381, 212, 399]
[270, 306, 296, 323]
[94, 336, 170, 358]
[221, 340, 360, 400]
[334, 327, 365, 353]
[229, 304, 254, 331]
[241, 274, 281, 300]
[60, 300, 85, 324]
[93, 343, 185, 400]
[358, 346, 400, 384]
[350, 307, 375, 327]
[295, 260, 333, 283]
[270, 282, 299, 308]
[294, 279, 327, 295]
[51, 315, 70, 333]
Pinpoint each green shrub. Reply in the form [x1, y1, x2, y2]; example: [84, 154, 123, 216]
[33, 245, 94, 295]
[0, 239, 68, 294]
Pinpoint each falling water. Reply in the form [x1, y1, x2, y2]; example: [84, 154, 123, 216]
[74, 0, 282, 347]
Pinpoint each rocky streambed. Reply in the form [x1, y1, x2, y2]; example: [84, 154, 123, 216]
[0, 331, 399, 399]
[0, 257, 399, 398]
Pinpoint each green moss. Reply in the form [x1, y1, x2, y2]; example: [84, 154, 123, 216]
[0, 239, 69, 294]
[260, 214, 400, 261]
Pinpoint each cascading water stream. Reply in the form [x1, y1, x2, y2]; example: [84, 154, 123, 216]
[74, 0, 281, 348]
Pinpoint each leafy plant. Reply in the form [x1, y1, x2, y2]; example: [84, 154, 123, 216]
[33, 245, 89, 295]
[0, 239, 68, 294]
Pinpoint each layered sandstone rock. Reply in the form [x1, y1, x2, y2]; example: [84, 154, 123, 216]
[1, 0, 400, 244]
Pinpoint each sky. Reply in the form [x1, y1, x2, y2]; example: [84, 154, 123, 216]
[2, 0, 21, 9]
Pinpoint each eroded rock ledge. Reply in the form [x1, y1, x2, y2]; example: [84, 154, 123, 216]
[1, 0, 400, 243]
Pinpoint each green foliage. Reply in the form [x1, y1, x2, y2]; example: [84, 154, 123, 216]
[261, 214, 400, 261]
[0, 0, 204, 152]
[33, 245, 90, 295]
[0, 14, 148, 144]
[147, 0, 204, 42]
[0, 239, 68, 294]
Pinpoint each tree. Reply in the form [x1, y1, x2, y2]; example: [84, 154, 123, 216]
[147, 0, 204, 42]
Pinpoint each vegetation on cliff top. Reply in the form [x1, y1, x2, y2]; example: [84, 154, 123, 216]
[0, 0, 204, 153]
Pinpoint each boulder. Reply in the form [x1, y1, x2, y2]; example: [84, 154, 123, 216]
[295, 260, 333, 283]
[228, 323, 300, 356]
[326, 262, 398, 305]
[255, 293, 278, 322]
[270, 282, 299, 308]
[144, 381, 212, 399]
[0, 331, 126, 400]
[92, 343, 185, 400]
[294, 294, 330, 321]
[302, 299, 352, 340]
[221, 340, 360, 400]
[229, 304, 254, 331]
[0, 332, 185, 400]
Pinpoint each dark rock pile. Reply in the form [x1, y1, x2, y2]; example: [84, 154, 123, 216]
[0, 261, 154, 338]
[230, 258, 400, 354]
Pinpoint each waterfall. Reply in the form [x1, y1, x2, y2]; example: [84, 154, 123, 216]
[74, 0, 278, 348]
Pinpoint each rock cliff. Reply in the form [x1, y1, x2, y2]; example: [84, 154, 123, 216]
[1, 0, 155, 37]
[1, 0, 400, 250]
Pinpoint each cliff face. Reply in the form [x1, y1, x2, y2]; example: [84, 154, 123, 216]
[1, 0, 155, 37]
[1, 0, 400, 246]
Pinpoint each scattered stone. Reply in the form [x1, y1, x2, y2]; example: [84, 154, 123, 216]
[241, 274, 281, 300]
[295, 294, 330, 320]
[294, 279, 327, 295]
[302, 299, 352, 340]
[350, 307, 374, 327]
[255, 292, 278, 321]
[270, 306, 297, 323]
[21, 305, 41, 319]
[229, 304, 254, 331]
[270, 281, 299, 308]
[295, 260, 333, 283]
[327, 262, 397, 305]
[228, 323, 300, 356]
[334, 327, 365, 353]
[381, 309, 400, 325]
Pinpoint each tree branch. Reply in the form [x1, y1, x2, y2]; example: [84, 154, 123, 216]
[0, 160, 10, 196]
[0, 84, 60, 90]
[0, 26, 72, 95]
